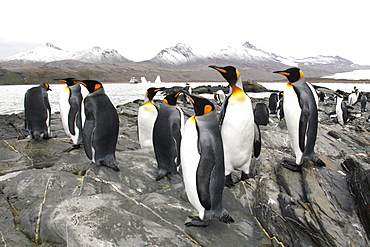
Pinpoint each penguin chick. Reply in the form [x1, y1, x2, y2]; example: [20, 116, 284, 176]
[181, 92, 234, 227]
[76, 80, 120, 171]
[273, 68, 325, 171]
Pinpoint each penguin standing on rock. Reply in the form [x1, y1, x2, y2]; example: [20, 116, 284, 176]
[24, 83, 52, 140]
[153, 91, 184, 181]
[138, 87, 163, 148]
[273, 68, 325, 171]
[55, 78, 84, 151]
[209, 65, 261, 187]
[268, 93, 278, 114]
[181, 92, 234, 227]
[76, 80, 120, 171]
[335, 93, 349, 127]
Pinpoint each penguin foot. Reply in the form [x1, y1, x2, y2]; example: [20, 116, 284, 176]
[99, 160, 120, 172]
[240, 172, 252, 186]
[185, 216, 209, 227]
[282, 159, 301, 172]
[155, 170, 171, 181]
[64, 144, 81, 152]
[225, 174, 235, 188]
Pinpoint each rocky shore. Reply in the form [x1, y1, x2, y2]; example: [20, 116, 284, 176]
[0, 85, 369, 247]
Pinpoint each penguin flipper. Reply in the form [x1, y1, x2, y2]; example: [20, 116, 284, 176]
[196, 139, 213, 211]
[253, 122, 261, 158]
[218, 97, 229, 126]
[298, 109, 310, 153]
[83, 119, 95, 160]
[68, 101, 79, 136]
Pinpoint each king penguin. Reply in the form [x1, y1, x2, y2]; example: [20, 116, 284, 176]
[268, 93, 278, 114]
[24, 83, 52, 140]
[335, 93, 349, 127]
[153, 90, 184, 181]
[55, 78, 84, 151]
[138, 87, 163, 148]
[181, 92, 234, 227]
[209, 65, 261, 187]
[76, 80, 120, 171]
[273, 67, 325, 171]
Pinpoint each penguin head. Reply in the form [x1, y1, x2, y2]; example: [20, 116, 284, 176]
[273, 67, 304, 83]
[42, 83, 52, 91]
[182, 92, 214, 116]
[54, 78, 77, 86]
[146, 87, 164, 101]
[209, 65, 240, 86]
[76, 80, 103, 93]
[163, 91, 181, 106]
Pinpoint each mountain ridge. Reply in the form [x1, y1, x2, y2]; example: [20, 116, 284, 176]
[0, 41, 366, 84]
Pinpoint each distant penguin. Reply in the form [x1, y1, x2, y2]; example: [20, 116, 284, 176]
[137, 87, 163, 148]
[273, 67, 325, 171]
[268, 93, 278, 114]
[277, 92, 284, 121]
[348, 92, 357, 106]
[77, 80, 120, 171]
[24, 83, 52, 140]
[181, 92, 234, 227]
[209, 65, 261, 187]
[153, 90, 184, 181]
[55, 78, 84, 151]
[182, 83, 193, 104]
[214, 90, 226, 106]
[318, 91, 325, 102]
[359, 92, 367, 112]
[335, 93, 349, 127]
[254, 103, 269, 126]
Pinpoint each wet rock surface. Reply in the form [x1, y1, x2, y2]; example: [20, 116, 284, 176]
[0, 87, 369, 246]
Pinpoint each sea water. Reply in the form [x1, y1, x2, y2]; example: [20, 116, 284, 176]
[0, 81, 369, 115]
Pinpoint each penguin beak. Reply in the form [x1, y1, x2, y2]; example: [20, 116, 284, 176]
[273, 71, 290, 76]
[75, 80, 87, 87]
[53, 79, 66, 83]
[180, 90, 194, 103]
[209, 65, 226, 73]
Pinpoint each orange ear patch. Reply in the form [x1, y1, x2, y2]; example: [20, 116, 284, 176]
[204, 105, 212, 114]
[94, 84, 101, 91]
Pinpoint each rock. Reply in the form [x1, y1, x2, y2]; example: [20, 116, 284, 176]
[0, 87, 369, 246]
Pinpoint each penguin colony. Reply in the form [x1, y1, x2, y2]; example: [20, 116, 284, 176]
[24, 65, 367, 227]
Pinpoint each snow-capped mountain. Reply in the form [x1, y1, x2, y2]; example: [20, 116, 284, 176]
[71, 46, 129, 63]
[150, 43, 198, 66]
[0, 43, 130, 64]
[2, 43, 74, 62]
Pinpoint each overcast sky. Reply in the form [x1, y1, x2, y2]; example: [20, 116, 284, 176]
[1, 0, 369, 65]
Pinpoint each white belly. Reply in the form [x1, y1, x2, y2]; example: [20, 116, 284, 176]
[221, 96, 254, 175]
[283, 86, 303, 164]
[59, 87, 72, 137]
[180, 116, 205, 219]
[138, 103, 158, 148]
